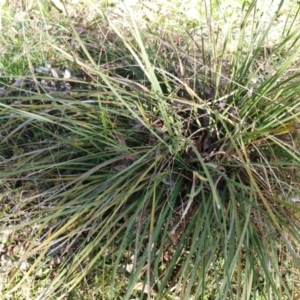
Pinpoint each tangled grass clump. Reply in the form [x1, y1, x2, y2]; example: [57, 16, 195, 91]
[1, 0, 300, 299]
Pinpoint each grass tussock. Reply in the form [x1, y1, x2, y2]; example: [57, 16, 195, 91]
[1, 0, 300, 299]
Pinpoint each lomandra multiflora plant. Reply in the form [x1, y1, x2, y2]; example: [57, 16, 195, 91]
[1, 0, 300, 299]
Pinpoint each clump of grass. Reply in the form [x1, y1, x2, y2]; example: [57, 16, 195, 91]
[1, 0, 300, 299]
